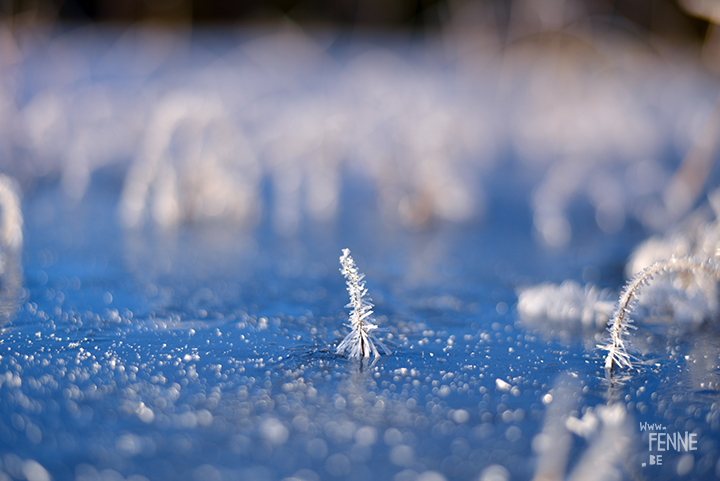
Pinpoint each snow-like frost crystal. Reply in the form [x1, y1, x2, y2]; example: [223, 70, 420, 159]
[336, 249, 390, 360]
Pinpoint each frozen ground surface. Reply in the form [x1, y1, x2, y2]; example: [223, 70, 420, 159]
[1, 25, 720, 481]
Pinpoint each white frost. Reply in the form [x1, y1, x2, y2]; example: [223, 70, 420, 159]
[336, 249, 390, 360]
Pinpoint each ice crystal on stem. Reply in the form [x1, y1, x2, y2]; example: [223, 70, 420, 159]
[602, 257, 720, 374]
[336, 248, 390, 360]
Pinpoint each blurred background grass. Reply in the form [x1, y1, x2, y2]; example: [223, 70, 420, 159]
[1, 0, 720, 246]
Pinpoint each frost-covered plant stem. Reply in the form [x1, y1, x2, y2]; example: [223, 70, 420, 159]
[603, 257, 720, 374]
[336, 249, 390, 360]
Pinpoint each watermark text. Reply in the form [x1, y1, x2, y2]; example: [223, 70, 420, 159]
[640, 422, 697, 468]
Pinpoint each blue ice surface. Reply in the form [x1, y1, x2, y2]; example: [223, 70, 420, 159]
[1, 162, 717, 481]
[1, 26, 720, 481]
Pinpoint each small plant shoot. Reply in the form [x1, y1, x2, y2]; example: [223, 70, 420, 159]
[336, 248, 391, 360]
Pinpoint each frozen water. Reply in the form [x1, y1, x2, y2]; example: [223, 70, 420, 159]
[0, 23, 719, 481]
[6, 176, 720, 480]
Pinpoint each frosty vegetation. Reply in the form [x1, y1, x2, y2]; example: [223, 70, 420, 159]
[517, 187, 720, 376]
[336, 249, 390, 360]
[0, 18, 711, 243]
[602, 257, 720, 373]
[0, 174, 23, 321]
[517, 281, 614, 332]
[625, 189, 720, 326]
[600, 191, 720, 373]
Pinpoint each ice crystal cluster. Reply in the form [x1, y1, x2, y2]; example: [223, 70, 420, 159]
[336, 249, 390, 360]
